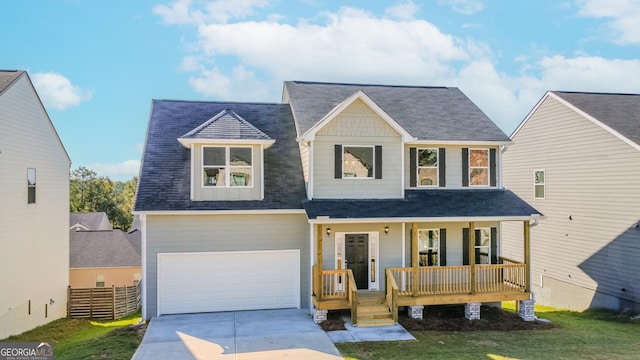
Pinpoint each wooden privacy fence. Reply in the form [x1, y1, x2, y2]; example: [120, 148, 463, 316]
[67, 282, 141, 319]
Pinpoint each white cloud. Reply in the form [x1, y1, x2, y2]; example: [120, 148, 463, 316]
[86, 160, 141, 181]
[577, 0, 640, 44]
[31, 72, 93, 110]
[438, 0, 485, 15]
[385, 1, 420, 20]
[154, 0, 269, 24]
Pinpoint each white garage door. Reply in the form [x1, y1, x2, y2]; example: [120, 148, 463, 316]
[157, 250, 300, 315]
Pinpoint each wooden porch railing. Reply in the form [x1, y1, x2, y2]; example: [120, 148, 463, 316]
[312, 265, 357, 309]
[347, 270, 358, 325]
[385, 269, 399, 322]
[388, 263, 526, 297]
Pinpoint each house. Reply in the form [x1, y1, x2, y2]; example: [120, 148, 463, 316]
[69, 229, 141, 288]
[134, 81, 542, 326]
[0, 70, 70, 339]
[70, 211, 113, 231]
[502, 91, 640, 312]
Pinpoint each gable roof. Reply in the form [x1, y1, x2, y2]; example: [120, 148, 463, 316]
[284, 81, 510, 143]
[0, 70, 23, 94]
[303, 189, 542, 221]
[551, 91, 640, 149]
[70, 212, 113, 231]
[69, 230, 141, 268]
[134, 100, 307, 212]
[178, 109, 275, 147]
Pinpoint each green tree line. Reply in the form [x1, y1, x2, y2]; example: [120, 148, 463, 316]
[70, 166, 137, 230]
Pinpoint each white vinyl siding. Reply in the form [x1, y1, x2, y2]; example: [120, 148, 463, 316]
[143, 213, 309, 319]
[502, 95, 640, 310]
[0, 75, 70, 339]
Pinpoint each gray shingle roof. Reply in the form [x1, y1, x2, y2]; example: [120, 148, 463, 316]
[553, 91, 640, 147]
[180, 109, 273, 141]
[70, 230, 141, 268]
[303, 189, 542, 220]
[70, 212, 113, 231]
[134, 100, 307, 211]
[284, 81, 510, 142]
[0, 70, 23, 94]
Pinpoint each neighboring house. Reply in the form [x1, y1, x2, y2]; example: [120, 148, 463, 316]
[0, 70, 70, 339]
[134, 81, 542, 325]
[69, 229, 141, 288]
[502, 91, 640, 312]
[70, 211, 113, 231]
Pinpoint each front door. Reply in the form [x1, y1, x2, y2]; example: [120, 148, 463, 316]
[345, 234, 369, 289]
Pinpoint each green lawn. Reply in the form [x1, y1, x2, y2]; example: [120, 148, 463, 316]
[1, 312, 143, 360]
[337, 303, 640, 360]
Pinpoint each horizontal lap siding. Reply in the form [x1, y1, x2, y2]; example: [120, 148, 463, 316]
[503, 96, 640, 307]
[144, 213, 309, 319]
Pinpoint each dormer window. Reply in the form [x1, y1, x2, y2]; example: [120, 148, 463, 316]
[203, 146, 253, 187]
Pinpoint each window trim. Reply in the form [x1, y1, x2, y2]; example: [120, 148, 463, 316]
[417, 228, 440, 267]
[27, 168, 36, 204]
[475, 227, 491, 265]
[468, 148, 490, 187]
[201, 145, 254, 188]
[534, 169, 545, 199]
[416, 148, 439, 187]
[341, 145, 375, 179]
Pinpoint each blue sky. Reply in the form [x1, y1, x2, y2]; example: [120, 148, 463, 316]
[2, 0, 639, 181]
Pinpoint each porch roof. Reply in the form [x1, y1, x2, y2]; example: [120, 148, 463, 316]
[303, 189, 542, 222]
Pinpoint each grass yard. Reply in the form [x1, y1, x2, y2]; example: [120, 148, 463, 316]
[337, 303, 640, 360]
[1, 312, 143, 360]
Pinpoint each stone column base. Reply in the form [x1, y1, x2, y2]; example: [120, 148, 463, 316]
[465, 302, 481, 320]
[407, 305, 424, 319]
[519, 299, 536, 321]
[313, 309, 328, 324]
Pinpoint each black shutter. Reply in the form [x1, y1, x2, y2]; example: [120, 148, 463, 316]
[490, 148, 497, 187]
[409, 148, 417, 187]
[462, 228, 469, 265]
[439, 228, 447, 266]
[462, 148, 469, 187]
[334, 145, 342, 179]
[438, 148, 446, 188]
[375, 145, 382, 179]
[491, 227, 498, 264]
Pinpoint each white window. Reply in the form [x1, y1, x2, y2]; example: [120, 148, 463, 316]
[27, 168, 36, 204]
[534, 170, 545, 199]
[96, 274, 105, 287]
[417, 149, 438, 187]
[469, 149, 489, 186]
[475, 228, 491, 264]
[203, 146, 253, 187]
[418, 229, 440, 266]
[343, 146, 374, 178]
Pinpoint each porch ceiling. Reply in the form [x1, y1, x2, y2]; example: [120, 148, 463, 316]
[303, 189, 542, 221]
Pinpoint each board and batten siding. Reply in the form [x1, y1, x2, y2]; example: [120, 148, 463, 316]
[143, 213, 309, 319]
[502, 95, 640, 311]
[312, 99, 403, 199]
[0, 75, 70, 339]
[191, 144, 263, 201]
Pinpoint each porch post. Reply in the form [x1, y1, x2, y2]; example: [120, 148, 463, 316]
[412, 223, 419, 296]
[524, 220, 531, 293]
[317, 224, 323, 301]
[469, 221, 476, 295]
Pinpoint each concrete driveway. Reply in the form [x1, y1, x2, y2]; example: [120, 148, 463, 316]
[131, 309, 343, 360]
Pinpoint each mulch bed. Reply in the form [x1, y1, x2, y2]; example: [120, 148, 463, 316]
[319, 305, 555, 332]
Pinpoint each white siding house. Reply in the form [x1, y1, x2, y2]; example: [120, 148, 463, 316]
[0, 70, 71, 339]
[503, 91, 640, 311]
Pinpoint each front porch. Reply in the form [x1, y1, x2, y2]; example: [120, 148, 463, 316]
[312, 221, 534, 326]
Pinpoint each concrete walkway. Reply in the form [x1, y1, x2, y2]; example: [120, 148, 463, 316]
[132, 309, 343, 360]
[326, 314, 416, 343]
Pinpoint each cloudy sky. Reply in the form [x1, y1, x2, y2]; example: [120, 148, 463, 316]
[2, 0, 639, 180]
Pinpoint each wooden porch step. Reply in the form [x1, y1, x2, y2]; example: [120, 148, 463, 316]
[355, 291, 394, 327]
[356, 317, 396, 327]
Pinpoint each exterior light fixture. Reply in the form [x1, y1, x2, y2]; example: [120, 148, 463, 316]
[326, 227, 331, 236]
[384, 226, 389, 235]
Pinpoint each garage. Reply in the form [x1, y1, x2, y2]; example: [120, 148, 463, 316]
[157, 250, 300, 315]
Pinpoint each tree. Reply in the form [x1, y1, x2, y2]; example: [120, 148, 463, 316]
[70, 166, 137, 230]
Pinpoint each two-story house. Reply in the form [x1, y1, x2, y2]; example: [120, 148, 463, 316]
[134, 81, 542, 326]
[502, 91, 640, 312]
[0, 70, 70, 339]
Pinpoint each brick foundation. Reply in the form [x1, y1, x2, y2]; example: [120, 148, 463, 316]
[465, 302, 481, 320]
[407, 305, 424, 319]
[519, 299, 536, 321]
[313, 309, 328, 324]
